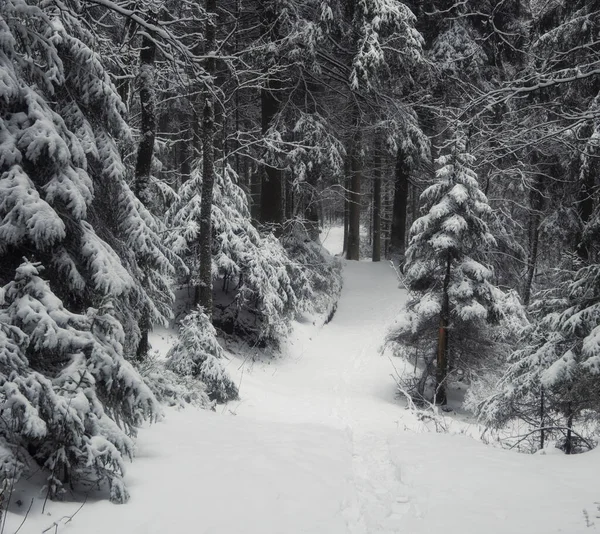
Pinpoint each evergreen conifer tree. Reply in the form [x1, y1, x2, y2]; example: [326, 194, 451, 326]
[166, 308, 238, 403]
[0, 0, 176, 358]
[388, 135, 507, 404]
[477, 226, 600, 453]
[0, 262, 159, 502]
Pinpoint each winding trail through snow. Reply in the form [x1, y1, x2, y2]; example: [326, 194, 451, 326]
[235, 258, 414, 533]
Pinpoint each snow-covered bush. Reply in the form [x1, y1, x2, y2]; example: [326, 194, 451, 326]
[474, 258, 600, 454]
[138, 352, 213, 409]
[281, 219, 343, 323]
[166, 308, 238, 403]
[168, 164, 302, 344]
[0, 262, 159, 502]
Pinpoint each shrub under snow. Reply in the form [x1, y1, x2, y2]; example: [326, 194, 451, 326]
[166, 308, 238, 403]
[0, 262, 159, 503]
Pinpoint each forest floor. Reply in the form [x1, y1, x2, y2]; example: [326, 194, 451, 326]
[5, 227, 600, 533]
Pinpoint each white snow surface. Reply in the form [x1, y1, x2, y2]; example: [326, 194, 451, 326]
[5, 227, 599, 533]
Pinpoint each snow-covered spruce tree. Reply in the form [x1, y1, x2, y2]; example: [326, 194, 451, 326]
[476, 249, 600, 453]
[387, 136, 507, 405]
[168, 163, 304, 344]
[0, 1, 176, 358]
[0, 0, 179, 502]
[166, 308, 238, 403]
[0, 262, 159, 502]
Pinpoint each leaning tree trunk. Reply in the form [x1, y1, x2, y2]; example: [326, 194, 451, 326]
[133, 23, 157, 360]
[195, 0, 218, 317]
[389, 145, 410, 264]
[436, 255, 452, 405]
[372, 141, 382, 262]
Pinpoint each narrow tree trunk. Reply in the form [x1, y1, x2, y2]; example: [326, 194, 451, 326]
[250, 168, 261, 223]
[576, 147, 596, 260]
[539, 387, 545, 450]
[372, 144, 381, 262]
[565, 404, 574, 454]
[389, 145, 410, 263]
[260, 90, 283, 227]
[304, 179, 320, 240]
[436, 255, 452, 405]
[133, 21, 157, 361]
[116, 3, 137, 110]
[259, 2, 283, 229]
[195, 0, 217, 317]
[285, 173, 294, 221]
[523, 175, 544, 306]
[179, 118, 192, 185]
[346, 127, 361, 261]
[343, 159, 350, 254]
[133, 31, 157, 203]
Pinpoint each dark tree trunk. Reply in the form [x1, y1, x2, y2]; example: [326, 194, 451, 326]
[179, 117, 193, 185]
[576, 146, 596, 260]
[372, 144, 381, 262]
[195, 0, 218, 317]
[250, 167, 261, 223]
[260, 89, 283, 228]
[286, 173, 294, 221]
[116, 3, 137, 110]
[389, 146, 410, 263]
[523, 174, 544, 306]
[539, 388, 545, 450]
[133, 21, 157, 361]
[259, 2, 283, 229]
[304, 177, 320, 240]
[565, 405, 574, 454]
[343, 158, 350, 254]
[436, 255, 452, 405]
[133, 30, 157, 203]
[346, 127, 361, 261]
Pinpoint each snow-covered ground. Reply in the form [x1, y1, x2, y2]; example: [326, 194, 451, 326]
[5, 226, 599, 533]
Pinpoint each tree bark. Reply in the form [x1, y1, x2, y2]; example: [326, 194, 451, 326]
[304, 178, 320, 240]
[576, 140, 596, 260]
[346, 126, 361, 261]
[565, 405, 574, 454]
[133, 19, 157, 361]
[195, 0, 218, 317]
[250, 167, 261, 223]
[389, 145, 410, 263]
[436, 255, 452, 405]
[523, 173, 544, 306]
[539, 387, 545, 450]
[372, 144, 381, 262]
[133, 29, 157, 203]
[259, 1, 283, 229]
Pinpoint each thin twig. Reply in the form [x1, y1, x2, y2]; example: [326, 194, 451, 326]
[13, 498, 34, 534]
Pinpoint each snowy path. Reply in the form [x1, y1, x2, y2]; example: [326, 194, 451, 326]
[6, 229, 600, 533]
[234, 259, 414, 533]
